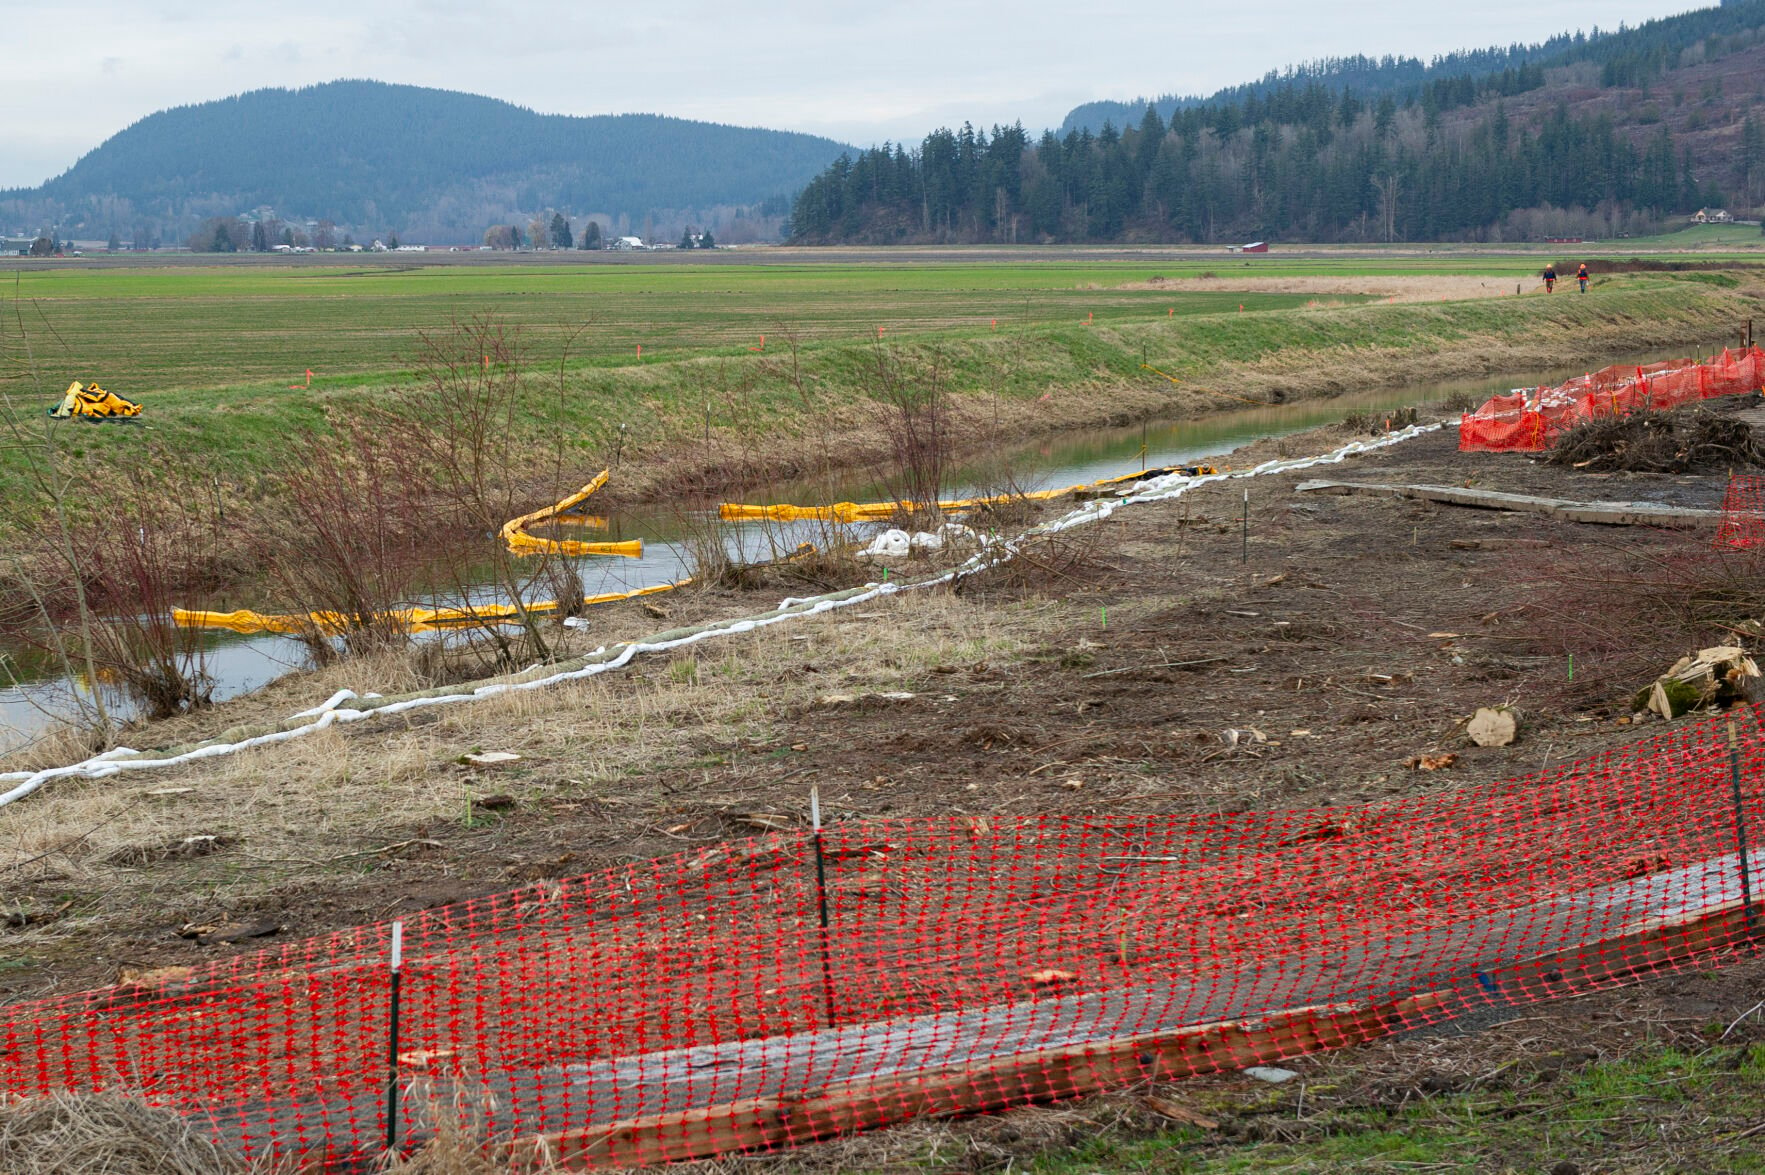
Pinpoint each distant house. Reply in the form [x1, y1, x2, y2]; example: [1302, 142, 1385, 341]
[1227, 241, 1269, 254]
[610, 236, 647, 251]
[1693, 208, 1734, 224]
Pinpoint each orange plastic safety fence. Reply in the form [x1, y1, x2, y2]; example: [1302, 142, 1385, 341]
[1460, 347, 1765, 453]
[1715, 474, 1765, 550]
[2, 708, 1763, 1168]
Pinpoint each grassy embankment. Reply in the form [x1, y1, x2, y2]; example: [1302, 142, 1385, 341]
[825, 1039, 1765, 1174]
[0, 261, 1757, 522]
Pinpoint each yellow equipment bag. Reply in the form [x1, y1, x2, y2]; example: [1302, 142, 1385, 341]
[48, 381, 142, 420]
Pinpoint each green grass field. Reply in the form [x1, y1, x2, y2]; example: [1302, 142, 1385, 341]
[4, 251, 1752, 401]
[0, 254, 1755, 521]
[1588, 221, 1765, 250]
[1262, 224, 1763, 254]
[1, 261, 1374, 396]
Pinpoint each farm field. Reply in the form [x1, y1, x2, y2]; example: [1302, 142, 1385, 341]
[1577, 221, 1765, 250]
[0, 255, 1754, 513]
[0, 260, 1366, 395]
[1, 252, 1756, 400]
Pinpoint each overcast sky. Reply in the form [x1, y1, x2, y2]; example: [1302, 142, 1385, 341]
[0, 0, 1705, 189]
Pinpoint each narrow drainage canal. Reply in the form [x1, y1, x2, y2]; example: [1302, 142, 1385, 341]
[0, 351, 1688, 751]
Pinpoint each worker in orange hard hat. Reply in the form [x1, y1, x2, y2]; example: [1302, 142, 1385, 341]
[1576, 262, 1590, 293]
[1542, 263, 1557, 293]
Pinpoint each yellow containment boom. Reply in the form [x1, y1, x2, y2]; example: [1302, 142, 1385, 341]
[173, 583, 684, 637]
[48, 380, 142, 420]
[718, 466, 1217, 523]
[499, 471, 642, 558]
[720, 487, 1073, 524]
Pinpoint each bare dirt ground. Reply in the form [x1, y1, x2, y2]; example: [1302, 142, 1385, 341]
[4, 397, 1765, 1171]
[1122, 274, 1524, 301]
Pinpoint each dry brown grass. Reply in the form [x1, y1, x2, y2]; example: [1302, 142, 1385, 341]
[0, 1093, 246, 1175]
[0, 588, 1039, 901]
[0, 1089, 585, 1175]
[0, 718, 111, 774]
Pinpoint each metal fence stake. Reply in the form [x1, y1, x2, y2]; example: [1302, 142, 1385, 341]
[385, 921, 405, 1154]
[1727, 718, 1758, 943]
[810, 785, 838, 1027]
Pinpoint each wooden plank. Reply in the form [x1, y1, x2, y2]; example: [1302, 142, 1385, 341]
[511, 994, 1448, 1171]
[1478, 898, 1753, 1001]
[1294, 481, 1723, 527]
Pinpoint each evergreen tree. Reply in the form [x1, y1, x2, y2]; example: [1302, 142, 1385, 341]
[1374, 95, 1397, 140]
[1743, 115, 1764, 208]
[251, 221, 268, 251]
[581, 221, 602, 250]
[1135, 105, 1165, 172]
[679, 227, 696, 249]
[550, 212, 573, 249]
[699, 228, 715, 249]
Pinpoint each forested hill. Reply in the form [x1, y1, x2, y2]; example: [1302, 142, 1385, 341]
[790, 0, 1765, 245]
[1063, 49, 1564, 138]
[0, 81, 851, 245]
[1063, 2, 1765, 135]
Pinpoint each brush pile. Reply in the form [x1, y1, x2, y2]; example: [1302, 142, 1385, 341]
[1546, 409, 1765, 474]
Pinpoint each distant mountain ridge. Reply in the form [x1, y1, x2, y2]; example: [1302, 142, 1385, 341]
[1063, 47, 1570, 137]
[0, 80, 853, 245]
[1060, 1, 1765, 134]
